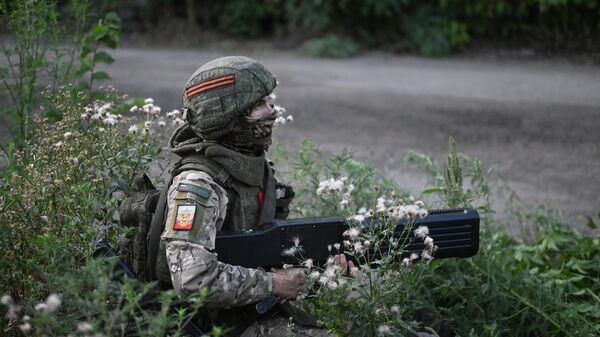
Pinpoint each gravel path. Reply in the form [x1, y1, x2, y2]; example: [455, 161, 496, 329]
[104, 48, 600, 233]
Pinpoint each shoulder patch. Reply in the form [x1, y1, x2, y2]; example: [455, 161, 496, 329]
[173, 205, 196, 230]
[177, 183, 211, 199]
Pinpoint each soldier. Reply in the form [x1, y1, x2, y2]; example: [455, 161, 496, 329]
[152, 56, 351, 336]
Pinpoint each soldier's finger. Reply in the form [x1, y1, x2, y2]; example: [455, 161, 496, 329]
[339, 254, 347, 269]
[333, 254, 340, 265]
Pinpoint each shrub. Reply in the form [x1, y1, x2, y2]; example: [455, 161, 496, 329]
[299, 34, 360, 58]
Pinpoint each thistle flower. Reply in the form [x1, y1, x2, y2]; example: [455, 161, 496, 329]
[144, 98, 154, 104]
[377, 324, 391, 335]
[351, 214, 365, 222]
[376, 197, 387, 212]
[129, 105, 139, 113]
[343, 228, 360, 240]
[158, 119, 166, 127]
[414, 226, 429, 239]
[45, 294, 61, 312]
[424, 236, 434, 247]
[144, 121, 152, 128]
[353, 241, 364, 254]
[1, 294, 12, 305]
[19, 322, 31, 334]
[302, 259, 313, 269]
[333, 243, 341, 250]
[77, 322, 93, 334]
[286, 115, 294, 122]
[309, 271, 320, 280]
[292, 236, 301, 247]
[274, 116, 287, 124]
[128, 125, 139, 133]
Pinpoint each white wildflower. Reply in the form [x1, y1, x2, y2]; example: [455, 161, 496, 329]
[286, 115, 293, 122]
[152, 106, 161, 116]
[343, 240, 351, 248]
[349, 266, 359, 277]
[309, 271, 320, 280]
[144, 98, 154, 104]
[410, 252, 419, 261]
[45, 294, 61, 312]
[63, 132, 73, 138]
[421, 251, 433, 261]
[274, 116, 286, 124]
[326, 280, 338, 290]
[23, 315, 30, 322]
[333, 243, 341, 250]
[129, 105, 139, 113]
[415, 200, 425, 208]
[414, 226, 429, 239]
[424, 236, 434, 247]
[302, 259, 313, 269]
[19, 322, 31, 334]
[326, 256, 334, 265]
[327, 244, 332, 252]
[292, 237, 300, 247]
[144, 121, 152, 128]
[97, 127, 105, 132]
[173, 117, 185, 126]
[363, 240, 371, 247]
[128, 125, 139, 133]
[376, 197, 387, 212]
[282, 247, 299, 257]
[158, 119, 166, 127]
[343, 227, 360, 240]
[69, 157, 79, 164]
[390, 305, 400, 313]
[1, 295, 12, 305]
[324, 266, 336, 279]
[358, 207, 367, 214]
[351, 214, 365, 222]
[54, 141, 63, 148]
[353, 241, 364, 254]
[339, 198, 349, 208]
[318, 276, 328, 286]
[282, 264, 293, 270]
[377, 324, 391, 335]
[401, 257, 411, 269]
[35, 303, 47, 311]
[77, 322, 93, 334]
[102, 116, 117, 126]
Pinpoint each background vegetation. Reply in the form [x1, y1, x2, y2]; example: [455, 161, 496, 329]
[100, 0, 600, 56]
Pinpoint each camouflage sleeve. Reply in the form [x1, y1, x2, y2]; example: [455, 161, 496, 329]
[161, 170, 274, 308]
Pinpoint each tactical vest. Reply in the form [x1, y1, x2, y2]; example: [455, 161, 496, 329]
[152, 143, 292, 284]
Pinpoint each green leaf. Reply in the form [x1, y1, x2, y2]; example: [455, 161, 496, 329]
[80, 44, 93, 58]
[422, 187, 444, 195]
[92, 71, 111, 81]
[105, 12, 122, 28]
[90, 91, 106, 101]
[91, 24, 109, 40]
[94, 51, 114, 65]
[588, 216, 598, 229]
[75, 63, 91, 77]
[44, 110, 63, 122]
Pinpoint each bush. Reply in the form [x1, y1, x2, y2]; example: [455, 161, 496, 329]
[299, 34, 360, 58]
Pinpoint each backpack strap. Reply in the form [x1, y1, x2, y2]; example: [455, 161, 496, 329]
[146, 152, 232, 281]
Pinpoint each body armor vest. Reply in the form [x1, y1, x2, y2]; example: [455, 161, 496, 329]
[154, 142, 289, 284]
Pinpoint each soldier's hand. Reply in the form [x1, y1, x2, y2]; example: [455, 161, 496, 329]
[271, 267, 305, 299]
[334, 254, 356, 276]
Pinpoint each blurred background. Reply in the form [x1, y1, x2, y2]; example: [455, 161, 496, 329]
[1, 0, 599, 233]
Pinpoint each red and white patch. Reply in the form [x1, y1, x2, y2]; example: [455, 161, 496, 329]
[173, 205, 196, 231]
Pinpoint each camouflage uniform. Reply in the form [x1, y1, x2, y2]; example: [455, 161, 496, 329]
[155, 56, 328, 336]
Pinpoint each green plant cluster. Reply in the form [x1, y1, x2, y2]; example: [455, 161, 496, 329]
[110, 0, 599, 56]
[277, 139, 600, 336]
[0, 0, 120, 148]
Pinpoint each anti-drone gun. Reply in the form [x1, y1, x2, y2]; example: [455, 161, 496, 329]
[215, 208, 480, 269]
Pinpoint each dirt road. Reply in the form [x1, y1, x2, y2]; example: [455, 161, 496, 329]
[106, 48, 600, 233]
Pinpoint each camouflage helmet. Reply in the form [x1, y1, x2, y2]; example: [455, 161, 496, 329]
[182, 56, 277, 140]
